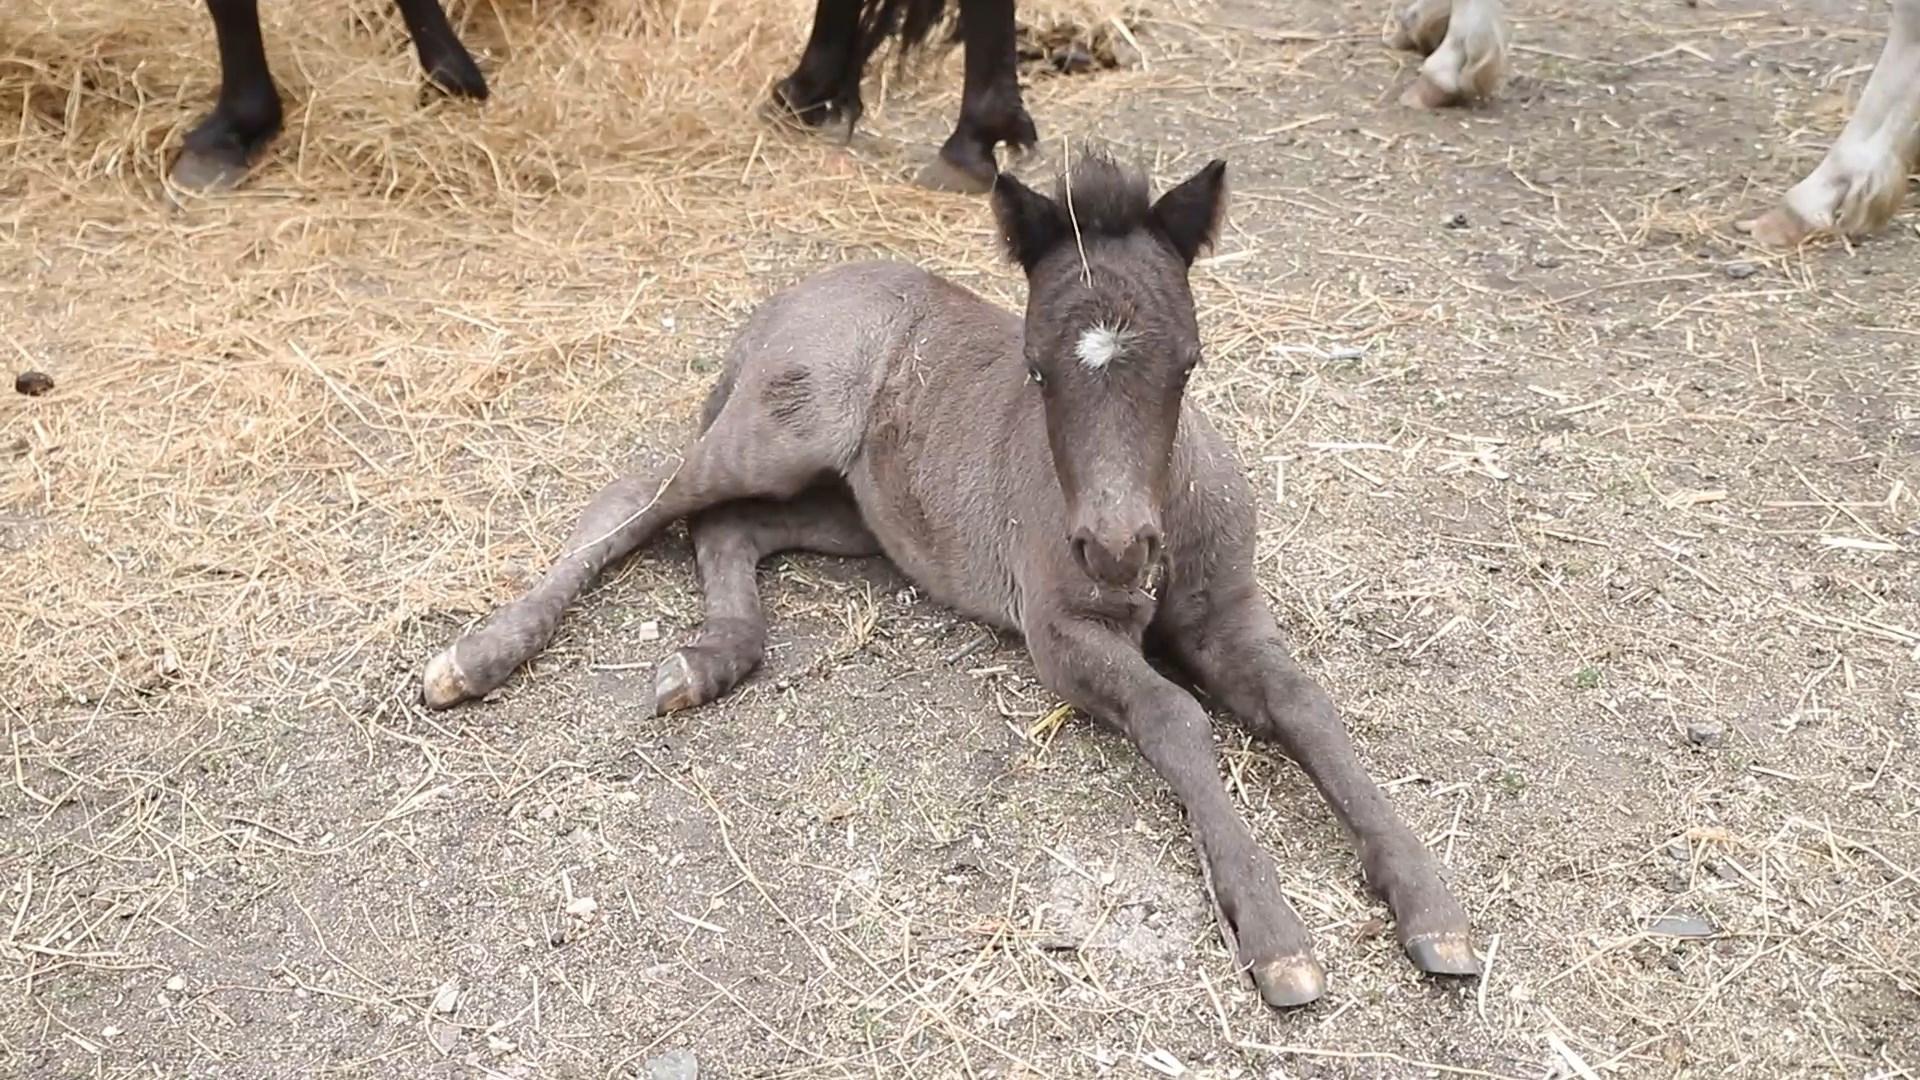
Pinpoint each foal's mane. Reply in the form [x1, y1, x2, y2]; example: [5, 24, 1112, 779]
[1051, 153, 1153, 239]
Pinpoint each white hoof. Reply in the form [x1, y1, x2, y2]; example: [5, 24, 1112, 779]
[421, 648, 473, 710]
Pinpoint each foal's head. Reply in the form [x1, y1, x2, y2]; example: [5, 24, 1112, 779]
[992, 153, 1227, 588]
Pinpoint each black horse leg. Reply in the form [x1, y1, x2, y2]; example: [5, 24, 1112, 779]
[916, 0, 1035, 193]
[772, 0, 864, 129]
[173, 0, 284, 189]
[392, 0, 489, 99]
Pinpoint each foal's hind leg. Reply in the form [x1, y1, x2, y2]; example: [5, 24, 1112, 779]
[1156, 578, 1480, 979]
[422, 396, 848, 710]
[654, 488, 880, 715]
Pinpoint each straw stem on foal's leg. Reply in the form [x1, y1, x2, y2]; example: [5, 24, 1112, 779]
[654, 491, 879, 715]
[1161, 584, 1479, 978]
[1029, 612, 1327, 1008]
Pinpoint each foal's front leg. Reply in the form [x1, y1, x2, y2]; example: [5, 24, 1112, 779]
[1029, 608, 1328, 1008]
[1157, 581, 1480, 978]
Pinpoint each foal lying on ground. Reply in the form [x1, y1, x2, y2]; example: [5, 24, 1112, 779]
[420, 153, 1479, 1005]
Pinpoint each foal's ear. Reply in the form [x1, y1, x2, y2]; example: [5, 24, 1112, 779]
[1151, 159, 1228, 266]
[991, 171, 1068, 273]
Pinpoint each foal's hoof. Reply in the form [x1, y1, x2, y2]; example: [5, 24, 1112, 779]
[1405, 931, 1483, 977]
[421, 647, 475, 710]
[170, 147, 252, 192]
[1252, 955, 1327, 1008]
[1738, 204, 1813, 249]
[653, 652, 704, 715]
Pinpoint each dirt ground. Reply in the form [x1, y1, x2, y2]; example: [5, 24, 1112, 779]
[3, 0, 1917, 1076]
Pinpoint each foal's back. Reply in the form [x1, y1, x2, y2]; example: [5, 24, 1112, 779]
[710, 259, 1036, 627]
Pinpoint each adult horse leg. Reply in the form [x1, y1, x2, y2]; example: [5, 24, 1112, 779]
[423, 383, 851, 710]
[1384, 0, 1510, 108]
[1741, 0, 1920, 246]
[916, 0, 1037, 193]
[1155, 577, 1480, 979]
[1028, 606, 1328, 1008]
[393, 0, 489, 99]
[654, 488, 880, 714]
[173, 0, 284, 189]
[773, 0, 865, 130]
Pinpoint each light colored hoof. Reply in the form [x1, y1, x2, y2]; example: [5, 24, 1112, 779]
[653, 652, 700, 716]
[1402, 72, 1464, 109]
[1738, 204, 1815, 248]
[169, 149, 249, 192]
[1252, 955, 1327, 1009]
[1405, 931, 1483, 977]
[421, 647, 474, 710]
[914, 155, 995, 195]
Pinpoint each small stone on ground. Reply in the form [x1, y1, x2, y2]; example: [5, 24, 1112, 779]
[643, 1049, 698, 1080]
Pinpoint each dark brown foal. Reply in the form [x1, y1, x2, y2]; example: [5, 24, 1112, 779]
[421, 152, 1479, 1006]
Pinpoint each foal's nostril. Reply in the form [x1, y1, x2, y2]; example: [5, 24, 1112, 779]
[1139, 531, 1164, 570]
[1070, 534, 1093, 575]
[1136, 523, 1164, 562]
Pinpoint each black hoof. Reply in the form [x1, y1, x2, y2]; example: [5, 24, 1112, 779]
[769, 77, 842, 128]
[1252, 955, 1327, 1008]
[425, 50, 489, 100]
[1405, 932, 1482, 977]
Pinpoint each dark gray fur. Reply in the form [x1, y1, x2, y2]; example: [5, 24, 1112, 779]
[420, 154, 1479, 1006]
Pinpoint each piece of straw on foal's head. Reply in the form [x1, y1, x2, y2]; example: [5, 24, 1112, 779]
[991, 153, 1228, 274]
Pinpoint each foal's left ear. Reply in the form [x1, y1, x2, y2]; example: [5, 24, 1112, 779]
[1151, 159, 1228, 266]
[992, 171, 1068, 273]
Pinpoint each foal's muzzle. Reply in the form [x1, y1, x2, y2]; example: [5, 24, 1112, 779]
[1070, 520, 1164, 588]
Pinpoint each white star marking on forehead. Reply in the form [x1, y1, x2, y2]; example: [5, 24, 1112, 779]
[1074, 322, 1135, 371]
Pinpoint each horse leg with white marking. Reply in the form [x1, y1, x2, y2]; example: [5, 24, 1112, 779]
[1742, 0, 1920, 246]
[1384, 0, 1510, 108]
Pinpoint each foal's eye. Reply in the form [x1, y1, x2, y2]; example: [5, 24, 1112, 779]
[1027, 365, 1045, 387]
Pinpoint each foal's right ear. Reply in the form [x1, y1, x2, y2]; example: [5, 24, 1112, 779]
[992, 171, 1068, 273]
